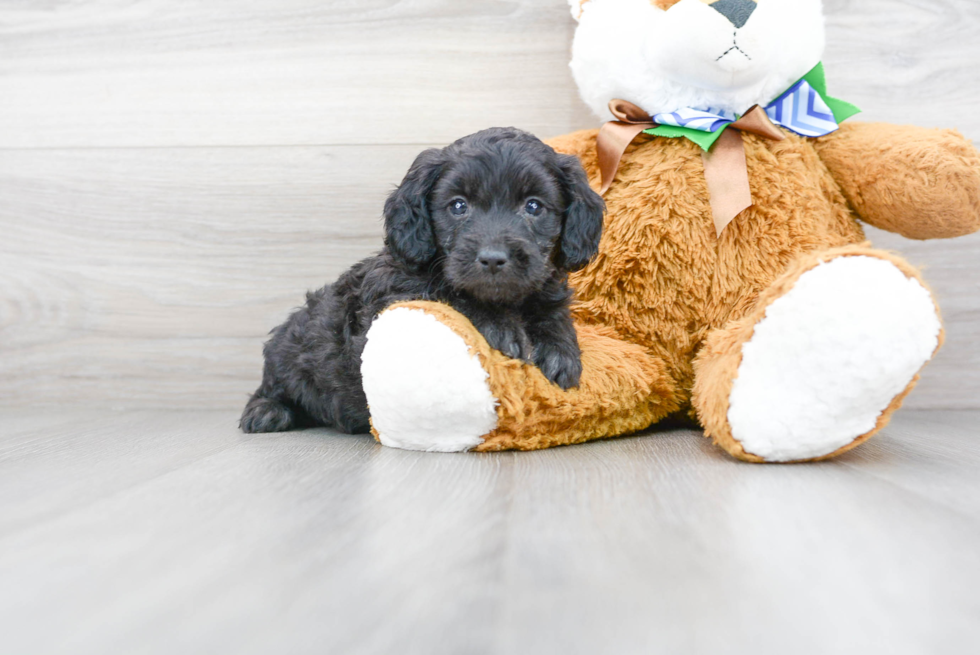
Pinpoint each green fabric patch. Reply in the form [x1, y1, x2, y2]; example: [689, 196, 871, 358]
[643, 124, 728, 151]
[802, 62, 862, 124]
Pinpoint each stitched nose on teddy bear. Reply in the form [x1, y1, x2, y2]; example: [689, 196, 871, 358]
[706, 0, 756, 29]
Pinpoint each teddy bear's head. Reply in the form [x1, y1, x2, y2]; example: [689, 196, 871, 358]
[568, 0, 825, 120]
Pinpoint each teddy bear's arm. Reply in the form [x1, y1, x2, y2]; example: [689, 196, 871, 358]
[813, 122, 980, 240]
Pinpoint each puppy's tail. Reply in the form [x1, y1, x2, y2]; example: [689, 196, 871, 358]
[240, 395, 297, 433]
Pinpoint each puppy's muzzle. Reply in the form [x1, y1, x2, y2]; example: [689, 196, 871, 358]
[477, 249, 509, 275]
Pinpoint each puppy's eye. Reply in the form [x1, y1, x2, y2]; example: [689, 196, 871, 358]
[524, 199, 543, 216]
[449, 199, 468, 217]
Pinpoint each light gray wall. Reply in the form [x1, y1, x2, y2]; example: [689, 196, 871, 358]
[1, 0, 978, 410]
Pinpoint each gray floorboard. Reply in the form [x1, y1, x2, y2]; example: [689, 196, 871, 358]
[1, 409, 978, 654]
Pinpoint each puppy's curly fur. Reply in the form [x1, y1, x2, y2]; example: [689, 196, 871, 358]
[240, 127, 605, 434]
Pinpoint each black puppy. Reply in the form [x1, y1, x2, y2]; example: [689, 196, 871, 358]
[240, 127, 605, 434]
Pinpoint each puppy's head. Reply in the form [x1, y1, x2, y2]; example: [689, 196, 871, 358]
[384, 127, 605, 304]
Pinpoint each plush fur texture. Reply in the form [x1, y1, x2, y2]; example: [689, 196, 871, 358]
[361, 1, 980, 460]
[241, 127, 605, 435]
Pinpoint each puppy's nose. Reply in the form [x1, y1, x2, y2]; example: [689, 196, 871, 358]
[477, 249, 509, 275]
[709, 0, 756, 29]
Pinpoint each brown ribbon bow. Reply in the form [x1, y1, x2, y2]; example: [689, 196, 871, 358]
[597, 99, 786, 237]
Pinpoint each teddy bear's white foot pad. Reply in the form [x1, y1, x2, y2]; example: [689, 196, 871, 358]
[728, 256, 941, 462]
[361, 308, 498, 452]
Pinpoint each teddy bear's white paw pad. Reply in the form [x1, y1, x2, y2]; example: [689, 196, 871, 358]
[361, 308, 498, 452]
[728, 256, 941, 462]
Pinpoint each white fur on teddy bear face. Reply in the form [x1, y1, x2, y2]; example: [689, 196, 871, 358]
[727, 256, 941, 462]
[569, 0, 826, 120]
[361, 307, 498, 452]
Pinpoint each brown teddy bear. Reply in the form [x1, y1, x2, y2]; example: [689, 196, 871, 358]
[358, 0, 980, 462]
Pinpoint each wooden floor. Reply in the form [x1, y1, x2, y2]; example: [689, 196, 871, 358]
[1, 409, 978, 654]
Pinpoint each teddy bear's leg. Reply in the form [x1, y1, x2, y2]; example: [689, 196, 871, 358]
[692, 245, 943, 463]
[361, 301, 679, 452]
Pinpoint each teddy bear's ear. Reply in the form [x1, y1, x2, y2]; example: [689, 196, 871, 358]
[568, 0, 591, 21]
[571, 0, 674, 19]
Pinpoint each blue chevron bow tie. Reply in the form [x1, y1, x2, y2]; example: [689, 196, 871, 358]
[653, 79, 840, 138]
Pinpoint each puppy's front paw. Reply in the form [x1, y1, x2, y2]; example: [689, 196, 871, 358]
[497, 335, 526, 361]
[483, 325, 533, 362]
[536, 350, 583, 390]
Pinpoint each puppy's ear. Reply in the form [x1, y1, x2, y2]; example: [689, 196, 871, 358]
[556, 154, 605, 272]
[384, 148, 444, 268]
